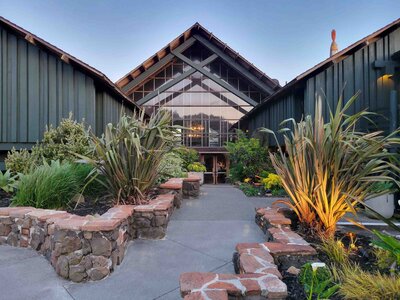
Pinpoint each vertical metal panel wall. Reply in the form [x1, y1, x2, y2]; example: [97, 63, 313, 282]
[0, 25, 134, 150]
[304, 27, 400, 133]
[247, 27, 400, 144]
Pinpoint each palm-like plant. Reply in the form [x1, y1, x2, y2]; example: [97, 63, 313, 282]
[263, 93, 400, 238]
[80, 109, 177, 205]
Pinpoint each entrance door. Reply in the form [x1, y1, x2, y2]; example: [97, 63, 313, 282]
[202, 154, 228, 184]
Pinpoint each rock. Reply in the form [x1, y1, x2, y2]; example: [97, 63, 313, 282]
[137, 227, 165, 239]
[90, 237, 112, 256]
[7, 232, 18, 247]
[69, 264, 86, 282]
[134, 218, 151, 228]
[30, 228, 45, 250]
[56, 255, 69, 279]
[83, 231, 92, 240]
[82, 239, 91, 255]
[154, 215, 166, 227]
[67, 250, 83, 265]
[87, 267, 109, 281]
[287, 266, 300, 276]
[59, 236, 82, 254]
[90, 255, 111, 268]
[0, 224, 11, 236]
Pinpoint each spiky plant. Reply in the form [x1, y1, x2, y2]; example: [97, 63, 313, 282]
[263, 93, 400, 238]
[79, 109, 177, 205]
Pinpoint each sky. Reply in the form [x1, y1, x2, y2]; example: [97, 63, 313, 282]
[0, 0, 399, 86]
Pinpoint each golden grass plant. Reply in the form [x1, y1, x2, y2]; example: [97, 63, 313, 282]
[263, 93, 400, 238]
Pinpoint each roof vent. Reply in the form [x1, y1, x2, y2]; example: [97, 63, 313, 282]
[330, 29, 338, 57]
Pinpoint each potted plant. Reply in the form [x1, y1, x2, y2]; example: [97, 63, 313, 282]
[187, 162, 206, 185]
[365, 182, 396, 219]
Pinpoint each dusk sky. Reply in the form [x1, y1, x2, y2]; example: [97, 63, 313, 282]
[1, 1, 399, 86]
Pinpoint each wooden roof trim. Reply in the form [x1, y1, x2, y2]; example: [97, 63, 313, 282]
[0, 16, 139, 111]
[116, 22, 280, 91]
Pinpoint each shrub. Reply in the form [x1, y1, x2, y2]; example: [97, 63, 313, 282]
[187, 162, 206, 172]
[5, 115, 93, 174]
[264, 94, 400, 238]
[0, 170, 18, 194]
[12, 161, 94, 209]
[176, 147, 199, 171]
[79, 110, 177, 205]
[261, 173, 282, 191]
[371, 230, 400, 273]
[157, 152, 185, 183]
[239, 183, 260, 197]
[225, 130, 273, 182]
[299, 262, 339, 300]
[5, 148, 36, 175]
[336, 263, 400, 299]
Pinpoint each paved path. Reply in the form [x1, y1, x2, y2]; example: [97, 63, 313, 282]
[0, 185, 275, 300]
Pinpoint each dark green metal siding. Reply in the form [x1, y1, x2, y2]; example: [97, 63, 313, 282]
[247, 26, 400, 144]
[305, 27, 400, 133]
[0, 25, 134, 151]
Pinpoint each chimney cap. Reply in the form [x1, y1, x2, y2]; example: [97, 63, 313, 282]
[330, 29, 338, 57]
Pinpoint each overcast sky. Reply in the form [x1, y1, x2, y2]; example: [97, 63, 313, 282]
[1, 0, 399, 85]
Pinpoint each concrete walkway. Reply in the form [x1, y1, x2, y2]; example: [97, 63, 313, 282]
[0, 185, 275, 300]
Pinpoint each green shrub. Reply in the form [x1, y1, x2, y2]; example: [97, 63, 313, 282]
[12, 161, 95, 209]
[5, 115, 93, 174]
[5, 148, 36, 175]
[0, 170, 18, 194]
[79, 110, 178, 205]
[176, 147, 199, 170]
[157, 152, 185, 183]
[299, 262, 339, 300]
[239, 183, 260, 197]
[187, 162, 206, 172]
[225, 130, 273, 182]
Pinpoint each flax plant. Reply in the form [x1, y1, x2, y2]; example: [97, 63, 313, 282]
[263, 93, 400, 238]
[79, 109, 178, 205]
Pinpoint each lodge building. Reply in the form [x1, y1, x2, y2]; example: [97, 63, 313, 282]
[1, 16, 400, 184]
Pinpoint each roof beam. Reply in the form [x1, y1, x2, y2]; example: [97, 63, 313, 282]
[172, 51, 258, 106]
[122, 37, 197, 94]
[136, 53, 218, 106]
[193, 34, 276, 95]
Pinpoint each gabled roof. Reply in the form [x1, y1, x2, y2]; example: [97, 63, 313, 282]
[0, 16, 139, 111]
[116, 22, 280, 94]
[242, 17, 400, 120]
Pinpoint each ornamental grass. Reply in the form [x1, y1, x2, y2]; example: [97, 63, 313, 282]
[263, 93, 400, 238]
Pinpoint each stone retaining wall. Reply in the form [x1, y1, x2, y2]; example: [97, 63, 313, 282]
[0, 193, 175, 282]
[180, 206, 318, 299]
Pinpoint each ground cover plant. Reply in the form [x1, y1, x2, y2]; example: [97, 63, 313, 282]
[264, 94, 400, 238]
[79, 110, 178, 205]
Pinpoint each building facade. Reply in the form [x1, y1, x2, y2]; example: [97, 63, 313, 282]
[242, 19, 400, 146]
[0, 17, 139, 168]
[117, 23, 280, 183]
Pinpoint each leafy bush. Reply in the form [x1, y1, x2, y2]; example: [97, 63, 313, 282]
[371, 230, 400, 273]
[0, 170, 18, 194]
[79, 110, 177, 205]
[157, 152, 185, 183]
[5, 115, 93, 174]
[176, 147, 199, 171]
[261, 173, 282, 191]
[225, 130, 273, 182]
[335, 263, 400, 299]
[187, 162, 206, 172]
[239, 183, 260, 197]
[299, 262, 339, 300]
[5, 148, 35, 175]
[12, 161, 94, 209]
[264, 94, 400, 238]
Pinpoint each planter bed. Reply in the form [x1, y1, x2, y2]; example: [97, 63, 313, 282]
[255, 206, 381, 300]
[0, 176, 201, 283]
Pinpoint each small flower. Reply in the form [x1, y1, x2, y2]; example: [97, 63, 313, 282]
[311, 262, 326, 271]
[244, 178, 251, 183]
